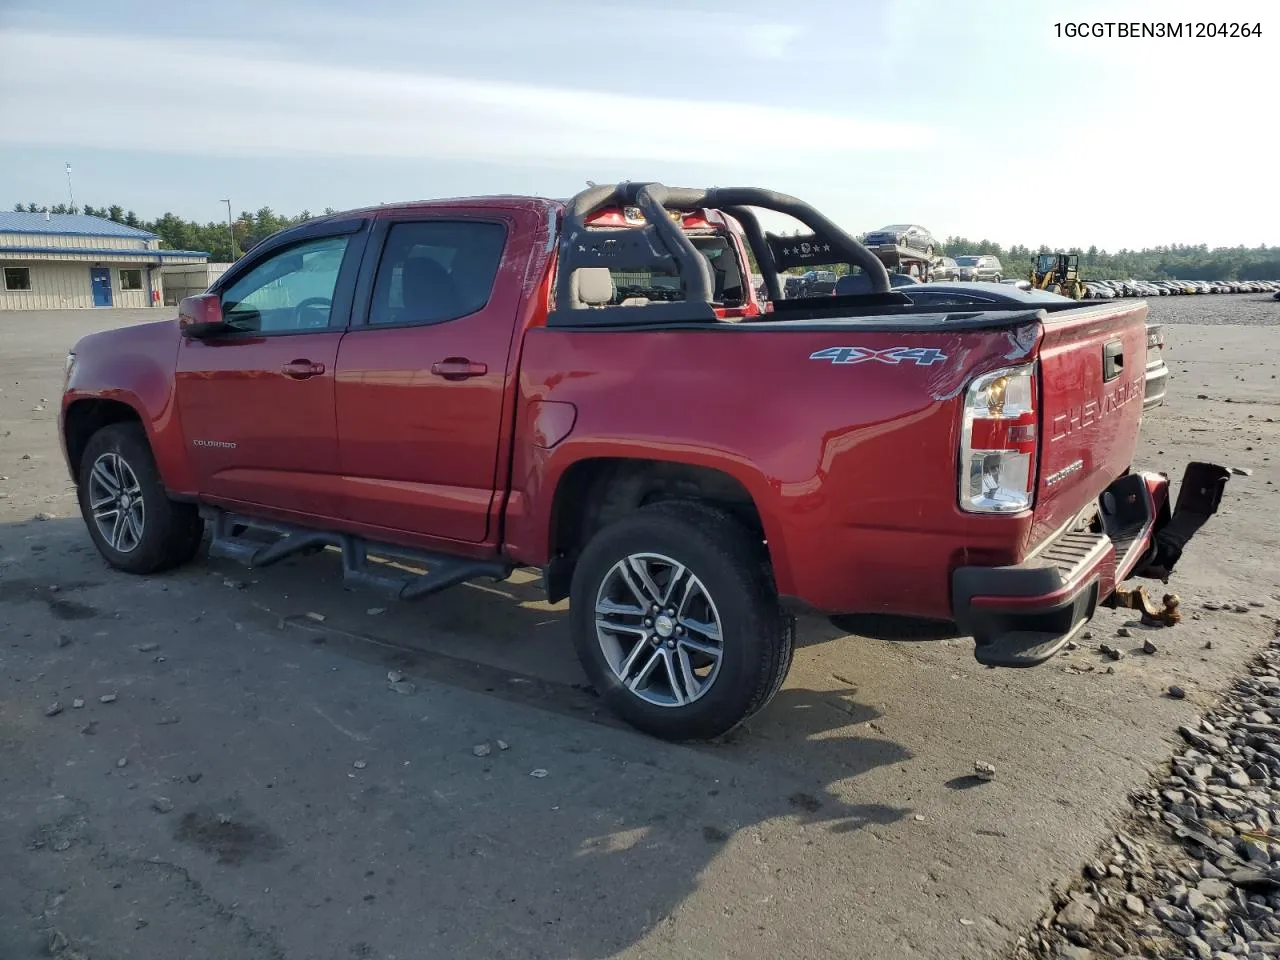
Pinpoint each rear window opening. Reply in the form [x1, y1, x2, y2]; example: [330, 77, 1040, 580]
[606, 234, 745, 307]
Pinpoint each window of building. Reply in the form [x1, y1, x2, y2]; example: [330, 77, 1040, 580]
[219, 234, 351, 333]
[3, 267, 31, 291]
[119, 269, 143, 291]
[369, 220, 507, 326]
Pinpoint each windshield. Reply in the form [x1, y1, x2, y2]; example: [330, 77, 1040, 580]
[954, 256, 981, 266]
[877, 224, 912, 232]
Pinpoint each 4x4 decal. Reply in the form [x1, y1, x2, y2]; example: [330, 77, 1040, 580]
[809, 346, 948, 366]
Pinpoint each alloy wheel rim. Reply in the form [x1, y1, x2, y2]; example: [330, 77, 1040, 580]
[87, 452, 145, 554]
[594, 552, 724, 708]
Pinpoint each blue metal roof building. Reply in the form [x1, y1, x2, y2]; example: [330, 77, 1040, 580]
[1, 212, 209, 310]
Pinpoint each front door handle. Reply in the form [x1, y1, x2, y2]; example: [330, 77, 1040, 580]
[281, 359, 325, 379]
[430, 358, 488, 381]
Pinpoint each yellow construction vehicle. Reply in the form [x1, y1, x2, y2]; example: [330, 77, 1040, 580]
[1029, 253, 1085, 299]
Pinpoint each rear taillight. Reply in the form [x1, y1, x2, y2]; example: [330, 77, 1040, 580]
[959, 364, 1038, 514]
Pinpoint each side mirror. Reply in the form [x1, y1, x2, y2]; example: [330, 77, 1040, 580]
[178, 294, 229, 339]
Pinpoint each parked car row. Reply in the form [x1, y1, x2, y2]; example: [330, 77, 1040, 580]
[1084, 278, 1280, 299]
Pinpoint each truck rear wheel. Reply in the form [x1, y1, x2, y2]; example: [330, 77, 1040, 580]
[569, 500, 793, 741]
[76, 423, 204, 575]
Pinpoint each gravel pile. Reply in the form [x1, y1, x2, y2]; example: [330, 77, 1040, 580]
[1017, 624, 1280, 960]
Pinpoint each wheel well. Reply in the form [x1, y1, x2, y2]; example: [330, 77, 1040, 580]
[64, 399, 142, 482]
[544, 457, 767, 603]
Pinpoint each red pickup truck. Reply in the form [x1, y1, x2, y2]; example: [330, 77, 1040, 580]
[59, 182, 1229, 741]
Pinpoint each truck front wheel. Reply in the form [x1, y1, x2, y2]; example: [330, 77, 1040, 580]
[569, 501, 793, 741]
[76, 423, 204, 575]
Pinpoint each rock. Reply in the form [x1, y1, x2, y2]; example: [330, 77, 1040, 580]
[388, 681, 416, 696]
[497, 740, 510, 751]
[974, 760, 996, 781]
[1124, 894, 1145, 915]
[1169, 686, 1189, 700]
[352, 760, 367, 770]
[1187, 889, 1224, 921]
[34, 511, 54, 520]
[71, 699, 84, 709]
[1085, 860, 1109, 880]
[366, 607, 387, 616]
[1057, 946, 1094, 960]
[116, 757, 127, 768]
[386, 670, 405, 683]
[1116, 628, 1132, 639]
[1142, 638, 1158, 654]
[1198, 878, 1232, 898]
[1236, 605, 1253, 614]
[1241, 840, 1271, 864]
[44, 702, 63, 717]
[99, 693, 117, 704]
[473, 743, 491, 758]
[1055, 896, 1099, 931]
[1229, 770, 1253, 789]
[55, 634, 71, 648]
[304, 611, 325, 622]
[135, 642, 159, 653]
[1100, 643, 1122, 660]
[529, 768, 549, 779]
[79, 721, 96, 736]
[187, 772, 203, 783]
[151, 796, 174, 814]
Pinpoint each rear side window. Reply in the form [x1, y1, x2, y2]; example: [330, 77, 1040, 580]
[369, 220, 507, 326]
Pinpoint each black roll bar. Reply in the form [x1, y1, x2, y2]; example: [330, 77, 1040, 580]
[550, 181, 894, 326]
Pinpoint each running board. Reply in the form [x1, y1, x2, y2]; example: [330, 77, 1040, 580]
[202, 509, 512, 601]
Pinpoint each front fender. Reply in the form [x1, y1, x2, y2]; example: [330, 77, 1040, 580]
[61, 320, 197, 493]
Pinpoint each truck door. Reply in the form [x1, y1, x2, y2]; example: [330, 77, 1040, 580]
[174, 222, 367, 518]
[333, 211, 530, 545]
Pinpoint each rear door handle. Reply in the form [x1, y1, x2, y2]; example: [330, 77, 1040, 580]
[430, 358, 488, 380]
[281, 359, 326, 379]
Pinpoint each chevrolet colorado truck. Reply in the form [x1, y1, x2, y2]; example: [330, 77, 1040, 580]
[59, 182, 1228, 742]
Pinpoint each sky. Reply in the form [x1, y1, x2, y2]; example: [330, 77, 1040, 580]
[1, 0, 1276, 251]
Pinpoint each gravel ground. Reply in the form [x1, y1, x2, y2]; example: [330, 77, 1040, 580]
[0, 298, 1277, 960]
[1144, 293, 1279, 327]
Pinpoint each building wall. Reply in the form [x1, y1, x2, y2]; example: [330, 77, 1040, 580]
[0, 232, 150, 252]
[0, 260, 164, 310]
[161, 262, 231, 304]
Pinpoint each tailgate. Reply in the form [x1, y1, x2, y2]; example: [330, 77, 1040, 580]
[1032, 300, 1148, 546]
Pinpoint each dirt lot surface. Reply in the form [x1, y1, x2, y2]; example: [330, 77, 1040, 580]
[1, 296, 1278, 960]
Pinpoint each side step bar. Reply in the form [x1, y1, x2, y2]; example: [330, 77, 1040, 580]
[202, 508, 512, 600]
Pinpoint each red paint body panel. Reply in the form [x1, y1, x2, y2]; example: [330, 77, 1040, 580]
[175, 331, 346, 516]
[333, 204, 548, 544]
[59, 194, 1153, 627]
[1032, 300, 1149, 545]
[60, 318, 198, 494]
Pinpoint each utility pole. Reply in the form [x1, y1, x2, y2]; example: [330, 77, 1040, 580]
[65, 162, 75, 213]
[219, 199, 238, 260]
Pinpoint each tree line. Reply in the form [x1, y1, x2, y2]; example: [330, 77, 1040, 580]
[11, 201, 1280, 280]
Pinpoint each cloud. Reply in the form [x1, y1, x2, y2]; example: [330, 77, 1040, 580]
[0, 29, 935, 172]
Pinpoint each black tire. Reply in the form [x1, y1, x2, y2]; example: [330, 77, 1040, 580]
[76, 422, 204, 575]
[570, 500, 793, 742]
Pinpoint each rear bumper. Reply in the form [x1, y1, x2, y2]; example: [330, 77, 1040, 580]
[952, 463, 1230, 667]
[1144, 359, 1169, 409]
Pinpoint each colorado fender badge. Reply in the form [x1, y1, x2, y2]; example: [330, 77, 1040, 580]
[809, 346, 948, 366]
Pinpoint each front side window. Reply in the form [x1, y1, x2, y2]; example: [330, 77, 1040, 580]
[369, 220, 507, 326]
[119, 269, 143, 291]
[220, 234, 350, 333]
[3, 266, 31, 291]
